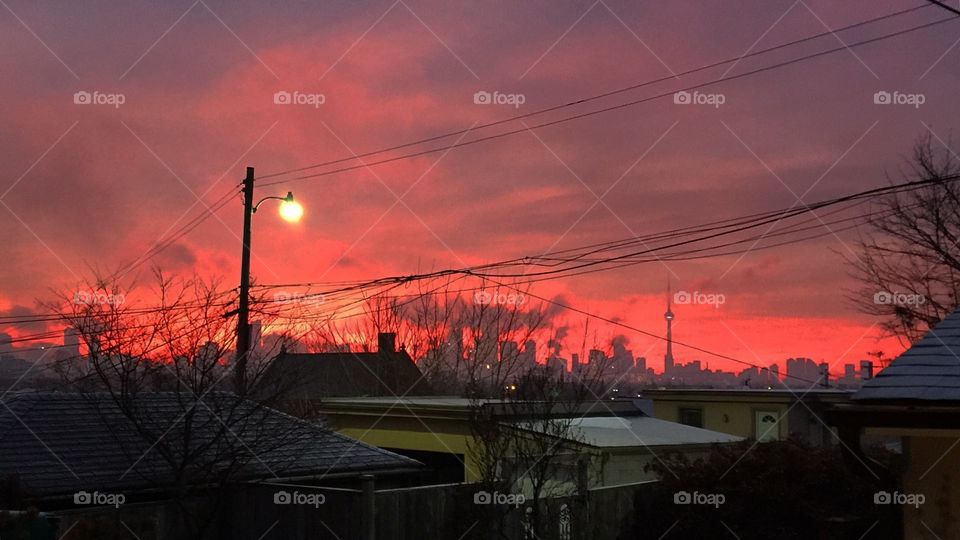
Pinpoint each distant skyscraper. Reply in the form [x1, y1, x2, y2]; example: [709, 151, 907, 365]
[547, 355, 567, 375]
[0, 333, 10, 355]
[860, 360, 874, 380]
[818, 362, 830, 388]
[786, 357, 819, 386]
[500, 341, 519, 365]
[844, 363, 856, 381]
[63, 327, 80, 358]
[198, 340, 220, 364]
[518, 340, 536, 370]
[664, 280, 675, 374]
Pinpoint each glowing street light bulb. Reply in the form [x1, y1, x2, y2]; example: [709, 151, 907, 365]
[278, 192, 303, 222]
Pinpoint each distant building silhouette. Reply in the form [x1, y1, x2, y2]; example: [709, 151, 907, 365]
[786, 357, 819, 386]
[859, 359, 874, 381]
[63, 327, 80, 358]
[664, 280, 675, 375]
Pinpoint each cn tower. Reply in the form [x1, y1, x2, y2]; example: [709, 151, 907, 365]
[664, 280, 675, 374]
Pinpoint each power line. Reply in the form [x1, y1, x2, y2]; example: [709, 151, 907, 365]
[251, 175, 956, 298]
[0, 293, 236, 326]
[926, 0, 960, 16]
[253, 176, 956, 324]
[255, 201, 899, 327]
[260, 262, 832, 387]
[106, 188, 239, 282]
[5, 172, 951, 333]
[257, 12, 957, 189]
[257, 4, 933, 183]
[0, 173, 947, 373]
[483, 277, 824, 386]
[80, 7, 956, 286]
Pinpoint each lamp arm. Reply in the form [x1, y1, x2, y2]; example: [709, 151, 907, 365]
[252, 196, 285, 213]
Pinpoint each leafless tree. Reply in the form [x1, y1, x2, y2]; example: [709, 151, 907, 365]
[48, 270, 310, 538]
[304, 279, 546, 396]
[850, 134, 960, 343]
[304, 278, 613, 538]
[457, 302, 612, 540]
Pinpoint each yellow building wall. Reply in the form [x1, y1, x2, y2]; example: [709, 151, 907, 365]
[326, 414, 485, 482]
[902, 434, 960, 539]
[601, 448, 718, 487]
[326, 410, 740, 488]
[651, 399, 788, 440]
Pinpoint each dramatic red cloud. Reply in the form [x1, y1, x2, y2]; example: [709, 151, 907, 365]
[1, 0, 957, 373]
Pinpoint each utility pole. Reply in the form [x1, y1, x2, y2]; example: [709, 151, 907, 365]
[236, 166, 254, 395]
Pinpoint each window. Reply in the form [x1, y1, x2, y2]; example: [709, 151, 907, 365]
[678, 407, 703, 428]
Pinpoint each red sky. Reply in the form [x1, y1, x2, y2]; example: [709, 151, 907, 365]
[1, 0, 957, 373]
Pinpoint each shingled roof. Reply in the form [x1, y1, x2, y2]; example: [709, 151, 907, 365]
[262, 333, 433, 398]
[0, 392, 420, 500]
[854, 308, 960, 401]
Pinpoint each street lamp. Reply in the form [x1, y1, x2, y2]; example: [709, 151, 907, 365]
[256, 191, 303, 223]
[235, 167, 302, 395]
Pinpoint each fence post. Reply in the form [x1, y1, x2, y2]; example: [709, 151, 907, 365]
[575, 459, 590, 540]
[361, 474, 376, 540]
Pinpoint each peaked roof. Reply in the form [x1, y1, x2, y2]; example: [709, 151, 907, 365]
[263, 349, 433, 399]
[855, 308, 960, 401]
[0, 392, 419, 499]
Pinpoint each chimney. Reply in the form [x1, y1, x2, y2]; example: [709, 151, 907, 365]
[378, 332, 397, 353]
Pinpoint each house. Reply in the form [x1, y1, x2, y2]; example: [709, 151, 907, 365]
[643, 388, 853, 445]
[512, 412, 744, 491]
[319, 396, 742, 489]
[261, 332, 434, 399]
[0, 392, 420, 537]
[828, 308, 960, 540]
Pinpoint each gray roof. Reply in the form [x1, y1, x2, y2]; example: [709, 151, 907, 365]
[0, 392, 419, 499]
[514, 416, 743, 448]
[855, 309, 960, 401]
[571, 416, 743, 447]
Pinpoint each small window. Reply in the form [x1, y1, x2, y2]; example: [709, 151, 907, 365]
[678, 407, 703, 428]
